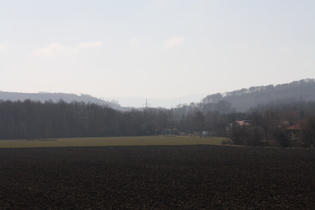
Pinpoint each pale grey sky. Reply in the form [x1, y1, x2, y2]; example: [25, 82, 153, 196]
[0, 0, 314, 101]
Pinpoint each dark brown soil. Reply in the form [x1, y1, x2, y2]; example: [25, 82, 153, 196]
[0, 145, 314, 209]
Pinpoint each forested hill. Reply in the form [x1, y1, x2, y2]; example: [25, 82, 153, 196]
[202, 79, 315, 112]
[0, 91, 123, 110]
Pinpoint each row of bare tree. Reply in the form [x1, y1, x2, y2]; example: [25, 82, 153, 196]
[0, 99, 314, 147]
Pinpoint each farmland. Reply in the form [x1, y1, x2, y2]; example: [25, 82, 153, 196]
[0, 136, 225, 148]
[0, 144, 314, 209]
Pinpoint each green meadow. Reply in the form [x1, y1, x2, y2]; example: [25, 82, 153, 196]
[0, 136, 228, 148]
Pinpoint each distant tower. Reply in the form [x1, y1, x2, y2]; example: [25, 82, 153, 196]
[144, 99, 150, 109]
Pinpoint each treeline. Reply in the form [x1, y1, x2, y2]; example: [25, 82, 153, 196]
[0, 100, 123, 139]
[163, 99, 315, 147]
[0, 99, 315, 148]
[0, 99, 237, 140]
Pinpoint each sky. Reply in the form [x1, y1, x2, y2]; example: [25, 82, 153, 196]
[0, 0, 314, 106]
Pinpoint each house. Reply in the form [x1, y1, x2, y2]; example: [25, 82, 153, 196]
[226, 120, 251, 130]
[287, 123, 302, 133]
[287, 123, 303, 147]
[235, 120, 251, 127]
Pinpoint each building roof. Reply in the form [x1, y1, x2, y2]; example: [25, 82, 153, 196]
[236, 120, 251, 127]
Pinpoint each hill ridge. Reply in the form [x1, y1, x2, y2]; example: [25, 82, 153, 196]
[202, 78, 315, 112]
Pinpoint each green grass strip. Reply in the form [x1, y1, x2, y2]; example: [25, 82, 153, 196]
[0, 136, 228, 148]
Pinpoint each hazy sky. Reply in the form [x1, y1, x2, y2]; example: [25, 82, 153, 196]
[0, 0, 314, 100]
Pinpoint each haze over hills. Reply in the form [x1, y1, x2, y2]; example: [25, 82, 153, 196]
[102, 94, 206, 109]
[0, 79, 314, 111]
[0, 91, 204, 110]
[0, 92, 123, 110]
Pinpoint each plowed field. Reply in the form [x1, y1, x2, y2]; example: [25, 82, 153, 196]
[0, 145, 314, 209]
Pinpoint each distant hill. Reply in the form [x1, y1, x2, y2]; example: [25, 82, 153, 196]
[202, 79, 315, 112]
[2, 79, 314, 112]
[0, 92, 124, 110]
